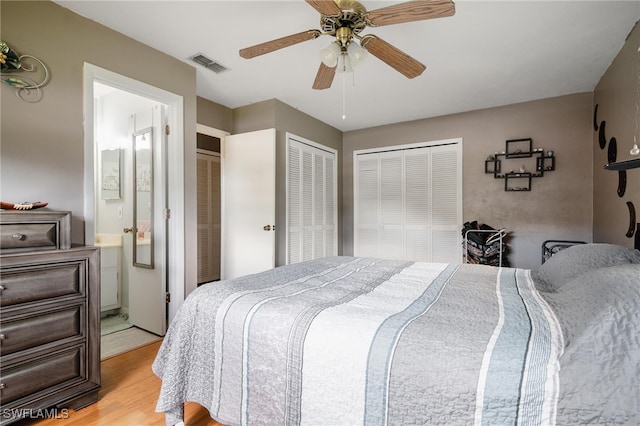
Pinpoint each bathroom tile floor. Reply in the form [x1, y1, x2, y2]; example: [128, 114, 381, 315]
[101, 326, 162, 360]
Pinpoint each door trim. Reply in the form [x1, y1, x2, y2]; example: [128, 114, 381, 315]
[83, 62, 185, 325]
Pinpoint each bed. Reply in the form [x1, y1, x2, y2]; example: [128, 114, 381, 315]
[153, 244, 640, 425]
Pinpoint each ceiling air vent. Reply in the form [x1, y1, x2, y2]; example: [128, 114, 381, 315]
[189, 53, 228, 74]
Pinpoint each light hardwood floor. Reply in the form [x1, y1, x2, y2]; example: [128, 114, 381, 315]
[18, 341, 224, 426]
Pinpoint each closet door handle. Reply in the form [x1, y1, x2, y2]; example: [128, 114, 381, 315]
[123, 227, 134, 233]
[263, 225, 272, 231]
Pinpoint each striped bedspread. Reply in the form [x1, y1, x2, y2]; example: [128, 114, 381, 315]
[153, 256, 563, 426]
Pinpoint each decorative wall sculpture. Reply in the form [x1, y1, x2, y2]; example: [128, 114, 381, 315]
[0, 40, 49, 102]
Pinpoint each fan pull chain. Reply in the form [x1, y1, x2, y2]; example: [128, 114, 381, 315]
[342, 72, 347, 120]
[342, 58, 347, 120]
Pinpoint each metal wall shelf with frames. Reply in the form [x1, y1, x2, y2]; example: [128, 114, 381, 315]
[485, 138, 556, 191]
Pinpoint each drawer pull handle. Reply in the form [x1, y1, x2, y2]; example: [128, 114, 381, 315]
[0, 334, 5, 340]
[0, 285, 4, 293]
[0, 383, 5, 390]
[11, 233, 26, 241]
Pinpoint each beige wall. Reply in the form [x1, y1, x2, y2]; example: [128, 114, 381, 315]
[3, 0, 632, 282]
[593, 22, 640, 248]
[343, 93, 594, 269]
[1, 1, 199, 289]
[197, 96, 233, 133]
[232, 99, 343, 265]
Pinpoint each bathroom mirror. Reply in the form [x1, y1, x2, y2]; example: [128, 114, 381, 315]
[133, 128, 154, 268]
[101, 149, 122, 200]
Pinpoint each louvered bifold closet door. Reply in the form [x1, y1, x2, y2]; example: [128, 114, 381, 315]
[210, 157, 221, 279]
[324, 156, 336, 257]
[354, 140, 462, 263]
[430, 145, 461, 263]
[197, 155, 211, 283]
[288, 144, 303, 264]
[380, 152, 404, 260]
[404, 147, 431, 261]
[196, 153, 221, 283]
[287, 139, 337, 264]
[302, 149, 314, 261]
[356, 155, 380, 258]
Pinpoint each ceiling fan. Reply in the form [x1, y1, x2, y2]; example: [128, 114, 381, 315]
[239, 0, 455, 90]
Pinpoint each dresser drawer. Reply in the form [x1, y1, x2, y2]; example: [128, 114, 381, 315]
[0, 306, 83, 356]
[0, 211, 71, 253]
[0, 346, 83, 404]
[0, 223, 57, 251]
[0, 263, 83, 307]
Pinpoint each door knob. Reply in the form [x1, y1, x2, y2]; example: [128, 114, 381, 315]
[123, 227, 134, 233]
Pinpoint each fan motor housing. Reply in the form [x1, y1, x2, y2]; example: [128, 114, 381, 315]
[320, 0, 367, 36]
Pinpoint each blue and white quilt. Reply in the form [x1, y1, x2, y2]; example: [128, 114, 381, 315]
[153, 256, 572, 425]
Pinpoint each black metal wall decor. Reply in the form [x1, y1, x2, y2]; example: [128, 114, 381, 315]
[608, 137, 617, 163]
[618, 170, 627, 198]
[598, 107, 640, 245]
[485, 138, 555, 191]
[626, 202, 636, 238]
[607, 136, 628, 197]
[599, 120, 607, 149]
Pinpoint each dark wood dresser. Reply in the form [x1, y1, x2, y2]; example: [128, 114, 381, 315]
[0, 211, 100, 424]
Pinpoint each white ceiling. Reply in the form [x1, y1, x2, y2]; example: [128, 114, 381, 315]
[55, 1, 640, 132]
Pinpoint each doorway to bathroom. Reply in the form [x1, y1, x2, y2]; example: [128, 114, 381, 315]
[83, 64, 185, 357]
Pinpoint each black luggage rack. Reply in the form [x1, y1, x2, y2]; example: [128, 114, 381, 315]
[462, 222, 508, 267]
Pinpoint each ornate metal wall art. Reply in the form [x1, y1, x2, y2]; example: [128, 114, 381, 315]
[0, 40, 49, 102]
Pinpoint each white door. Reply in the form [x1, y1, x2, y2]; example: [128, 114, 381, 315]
[222, 129, 276, 280]
[127, 106, 167, 336]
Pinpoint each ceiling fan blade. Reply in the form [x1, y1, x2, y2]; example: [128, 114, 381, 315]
[239, 30, 321, 59]
[361, 35, 426, 79]
[366, 0, 455, 27]
[312, 62, 337, 90]
[305, 0, 342, 16]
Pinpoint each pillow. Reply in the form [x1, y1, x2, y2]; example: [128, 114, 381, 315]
[541, 264, 640, 423]
[541, 263, 640, 347]
[535, 243, 640, 292]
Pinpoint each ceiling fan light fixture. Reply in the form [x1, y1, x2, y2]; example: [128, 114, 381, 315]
[347, 41, 367, 67]
[320, 42, 341, 67]
[240, 0, 456, 90]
